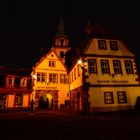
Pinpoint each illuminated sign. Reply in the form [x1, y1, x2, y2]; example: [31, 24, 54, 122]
[37, 86, 57, 89]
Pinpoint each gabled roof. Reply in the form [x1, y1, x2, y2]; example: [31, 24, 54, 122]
[65, 23, 128, 69]
[33, 48, 68, 71]
[0, 66, 31, 76]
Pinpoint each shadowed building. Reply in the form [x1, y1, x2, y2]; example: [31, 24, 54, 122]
[0, 67, 32, 110]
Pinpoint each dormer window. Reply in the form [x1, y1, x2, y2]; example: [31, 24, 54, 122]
[98, 40, 107, 50]
[110, 41, 118, 50]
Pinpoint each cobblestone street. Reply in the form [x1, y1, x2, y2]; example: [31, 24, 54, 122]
[0, 110, 140, 140]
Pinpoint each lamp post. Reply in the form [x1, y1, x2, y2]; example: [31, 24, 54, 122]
[78, 59, 90, 114]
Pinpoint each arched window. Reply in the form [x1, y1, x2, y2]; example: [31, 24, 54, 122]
[60, 51, 65, 58]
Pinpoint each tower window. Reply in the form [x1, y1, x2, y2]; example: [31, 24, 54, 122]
[60, 39, 64, 47]
[60, 51, 65, 58]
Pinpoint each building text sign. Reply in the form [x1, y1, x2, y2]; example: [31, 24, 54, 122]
[97, 80, 128, 84]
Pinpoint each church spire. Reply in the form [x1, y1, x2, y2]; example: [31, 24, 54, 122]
[85, 20, 92, 35]
[54, 19, 69, 47]
[57, 19, 65, 35]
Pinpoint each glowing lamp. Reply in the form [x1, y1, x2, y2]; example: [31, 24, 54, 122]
[78, 60, 82, 65]
[32, 74, 37, 80]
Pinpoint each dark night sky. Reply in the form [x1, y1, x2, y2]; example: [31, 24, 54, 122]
[0, 1, 140, 69]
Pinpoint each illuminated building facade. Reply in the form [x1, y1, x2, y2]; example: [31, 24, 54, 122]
[31, 20, 70, 110]
[69, 22, 140, 112]
[3, 20, 138, 112]
[0, 68, 32, 110]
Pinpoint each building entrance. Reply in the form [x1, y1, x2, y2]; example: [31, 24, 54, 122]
[38, 94, 53, 110]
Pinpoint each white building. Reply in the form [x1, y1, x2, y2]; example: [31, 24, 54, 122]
[69, 22, 140, 112]
[31, 20, 140, 112]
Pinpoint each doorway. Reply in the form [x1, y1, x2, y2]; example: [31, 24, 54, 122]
[38, 94, 53, 109]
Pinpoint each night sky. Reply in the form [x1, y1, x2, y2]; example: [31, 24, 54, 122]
[0, 1, 140, 69]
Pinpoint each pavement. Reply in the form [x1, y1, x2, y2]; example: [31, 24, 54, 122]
[1, 109, 140, 140]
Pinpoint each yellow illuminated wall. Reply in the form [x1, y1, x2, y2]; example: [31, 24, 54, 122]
[32, 48, 69, 108]
[69, 38, 140, 112]
[7, 95, 15, 108]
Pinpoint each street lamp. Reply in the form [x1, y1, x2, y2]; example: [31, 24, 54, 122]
[78, 59, 90, 114]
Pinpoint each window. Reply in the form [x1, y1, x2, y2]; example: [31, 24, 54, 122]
[49, 73, 58, 83]
[88, 59, 97, 73]
[72, 72, 73, 82]
[60, 74, 68, 83]
[60, 51, 65, 58]
[8, 77, 13, 85]
[110, 41, 118, 50]
[117, 91, 127, 103]
[124, 60, 134, 74]
[98, 40, 107, 50]
[69, 74, 71, 83]
[15, 94, 23, 105]
[113, 60, 122, 74]
[77, 64, 80, 76]
[49, 61, 56, 67]
[37, 73, 46, 82]
[60, 39, 64, 47]
[101, 60, 110, 74]
[104, 92, 114, 104]
[74, 68, 76, 79]
[21, 78, 27, 87]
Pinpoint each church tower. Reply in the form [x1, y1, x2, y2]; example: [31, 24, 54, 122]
[52, 19, 70, 64]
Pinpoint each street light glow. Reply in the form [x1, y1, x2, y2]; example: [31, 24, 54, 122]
[78, 60, 82, 65]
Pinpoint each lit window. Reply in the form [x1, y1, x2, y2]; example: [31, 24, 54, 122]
[124, 60, 134, 74]
[104, 92, 114, 104]
[49, 61, 56, 67]
[60, 74, 68, 83]
[49, 73, 58, 83]
[98, 40, 107, 50]
[88, 59, 97, 73]
[37, 73, 47, 82]
[101, 60, 110, 74]
[117, 91, 127, 103]
[110, 41, 118, 50]
[113, 60, 122, 74]
[21, 79, 26, 87]
[15, 93, 23, 105]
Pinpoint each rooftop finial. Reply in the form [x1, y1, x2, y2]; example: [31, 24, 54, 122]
[57, 19, 65, 35]
[85, 20, 92, 35]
